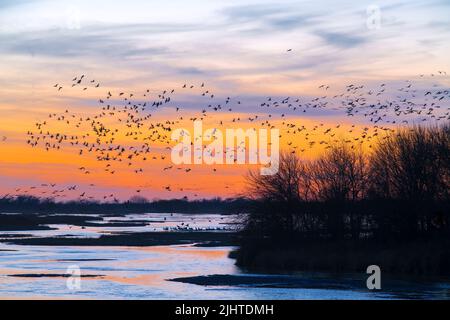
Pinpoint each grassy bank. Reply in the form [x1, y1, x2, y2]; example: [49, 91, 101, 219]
[3, 230, 238, 247]
[234, 237, 450, 276]
[237, 125, 450, 277]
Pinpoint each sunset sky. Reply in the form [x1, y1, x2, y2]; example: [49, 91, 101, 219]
[0, 0, 449, 200]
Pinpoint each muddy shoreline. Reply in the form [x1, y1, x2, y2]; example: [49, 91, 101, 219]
[1, 231, 238, 247]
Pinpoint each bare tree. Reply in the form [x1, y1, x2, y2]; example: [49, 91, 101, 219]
[370, 125, 450, 201]
[246, 152, 304, 203]
[310, 143, 368, 202]
[245, 152, 307, 234]
[242, 125, 449, 240]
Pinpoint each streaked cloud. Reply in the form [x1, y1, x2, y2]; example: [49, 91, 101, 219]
[0, 0, 449, 198]
[315, 31, 367, 48]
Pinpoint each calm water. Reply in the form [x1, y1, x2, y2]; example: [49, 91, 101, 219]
[0, 213, 449, 300]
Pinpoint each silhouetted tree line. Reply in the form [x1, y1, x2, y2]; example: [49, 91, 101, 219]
[244, 124, 450, 241]
[0, 195, 251, 215]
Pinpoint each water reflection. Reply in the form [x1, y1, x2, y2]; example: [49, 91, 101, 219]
[0, 213, 449, 299]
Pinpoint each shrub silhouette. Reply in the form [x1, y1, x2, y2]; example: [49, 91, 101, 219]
[238, 124, 450, 274]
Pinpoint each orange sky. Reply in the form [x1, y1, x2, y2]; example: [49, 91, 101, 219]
[0, 89, 396, 201]
[1, 0, 449, 200]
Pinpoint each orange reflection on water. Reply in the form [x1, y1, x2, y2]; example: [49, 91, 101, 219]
[102, 273, 162, 286]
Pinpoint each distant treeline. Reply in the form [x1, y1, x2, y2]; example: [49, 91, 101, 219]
[237, 124, 450, 275]
[0, 196, 252, 215]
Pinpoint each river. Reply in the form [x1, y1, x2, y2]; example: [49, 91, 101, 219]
[0, 213, 449, 299]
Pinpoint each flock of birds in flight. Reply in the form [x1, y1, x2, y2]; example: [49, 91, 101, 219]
[1, 70, 449, 201]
